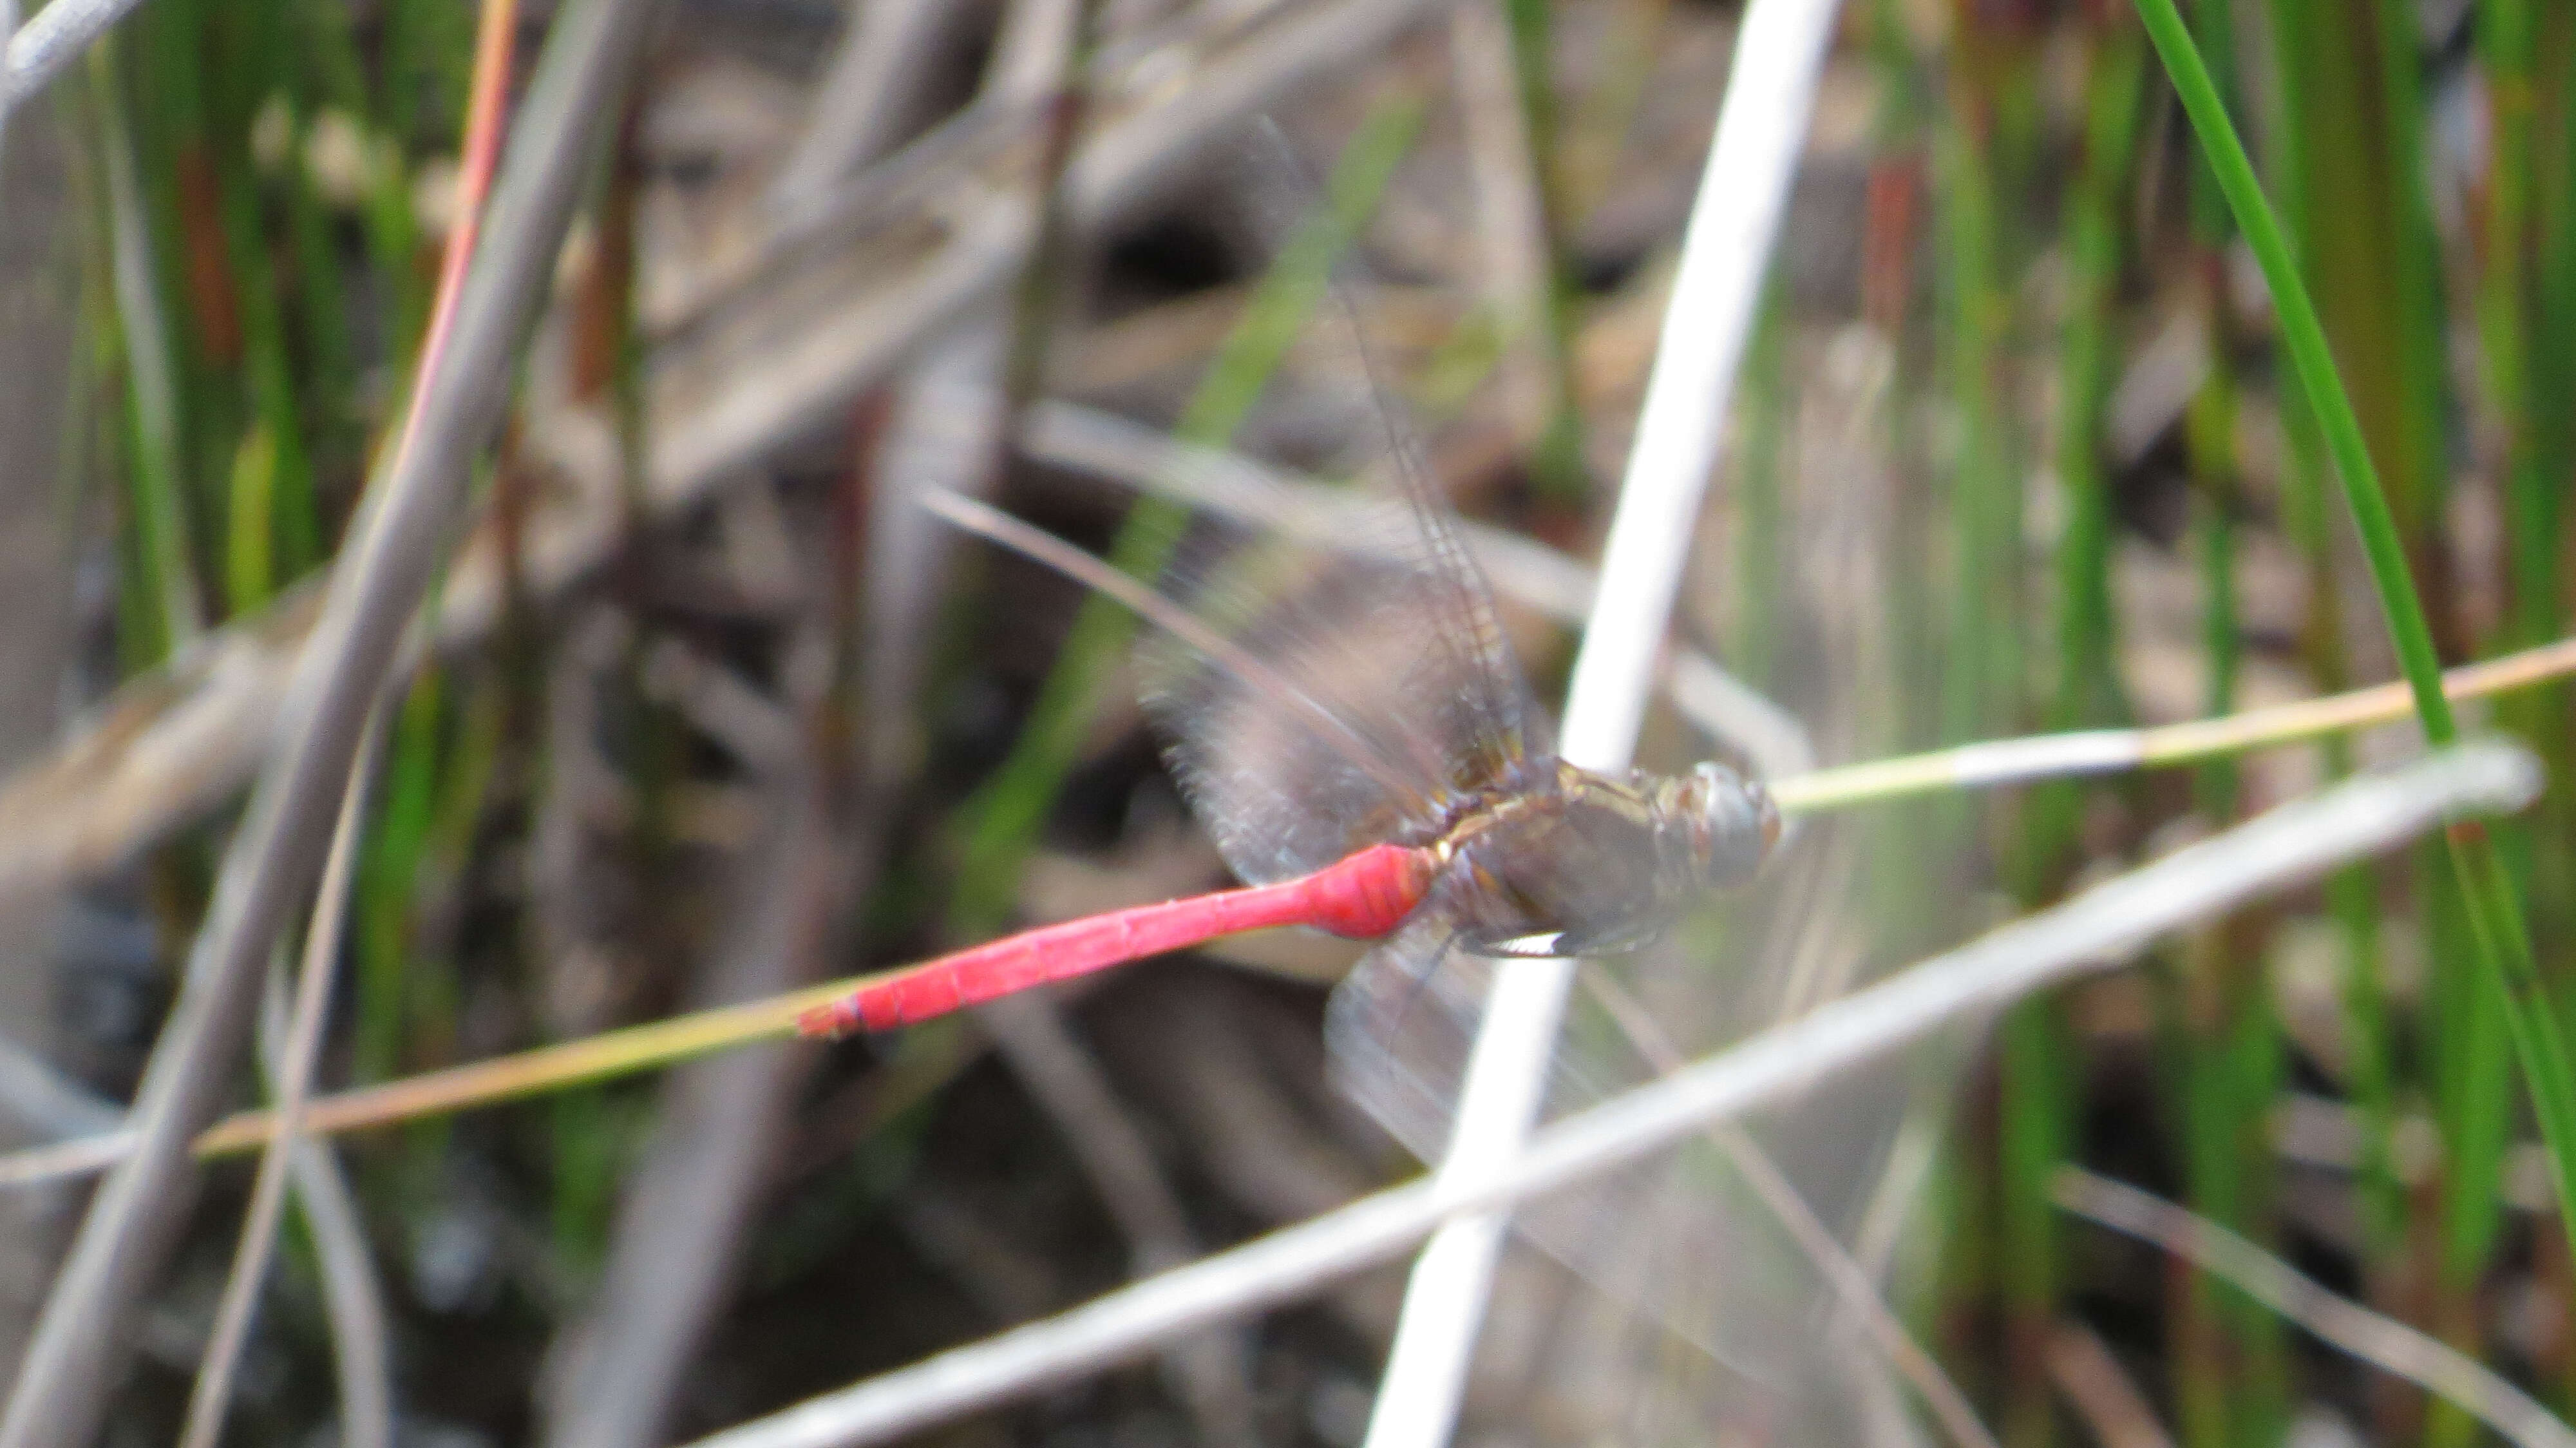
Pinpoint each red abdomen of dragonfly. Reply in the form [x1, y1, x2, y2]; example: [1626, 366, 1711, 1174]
[1296, 841, 1437, 937]
[795, 842, 1439, 1038]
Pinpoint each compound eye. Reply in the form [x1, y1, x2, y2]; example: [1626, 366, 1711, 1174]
[1694, 764, 1773, 885]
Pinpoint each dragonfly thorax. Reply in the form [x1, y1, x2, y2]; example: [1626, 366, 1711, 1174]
[1435, 759, 1777, 957]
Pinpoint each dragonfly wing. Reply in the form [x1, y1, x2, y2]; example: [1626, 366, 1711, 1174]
[1143, 484, 1550, 886]
[1320, 909, 1484, 1159]
[1320, 902, 1634, 1168]
[1327, 924, 1953, 1434]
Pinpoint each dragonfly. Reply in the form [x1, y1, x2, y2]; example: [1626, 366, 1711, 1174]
[790, 472, 1783, 1070]
[784, 152, 1893, 1434]
[789, 461, 1915, 1431]
[769, 299, 1980, 1436]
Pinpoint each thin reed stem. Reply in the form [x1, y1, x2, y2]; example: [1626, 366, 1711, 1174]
[177, 700, 389, 1448]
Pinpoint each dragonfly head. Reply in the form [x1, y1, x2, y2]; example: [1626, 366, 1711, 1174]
[1657, 761, 1779, 892]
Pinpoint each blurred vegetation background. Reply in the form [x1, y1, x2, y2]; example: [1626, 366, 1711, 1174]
[0, 0, 2571, 1443]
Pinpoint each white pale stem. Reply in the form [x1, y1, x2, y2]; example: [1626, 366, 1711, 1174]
[1363, 1, 1844, 1442]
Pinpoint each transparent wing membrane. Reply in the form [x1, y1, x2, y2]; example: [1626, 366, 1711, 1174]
[1141, 500, 1548, 884]
[1326, 850, 1962, 1443]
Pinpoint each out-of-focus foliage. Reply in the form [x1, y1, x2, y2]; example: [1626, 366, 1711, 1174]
[15, 0, 2576, 1443]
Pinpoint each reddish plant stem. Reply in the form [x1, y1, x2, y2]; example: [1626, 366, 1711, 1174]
[388, 0, 520, 473]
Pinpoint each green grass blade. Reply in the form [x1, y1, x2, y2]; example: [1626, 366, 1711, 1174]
[223, 423, 274, 614]
[357, 667, 444, 1084]
[1933, 115, 2012, 747]
[90, 41, 204, 662]
[2138, 1, 2446, 735]
[2052, 25, 2143, 734]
